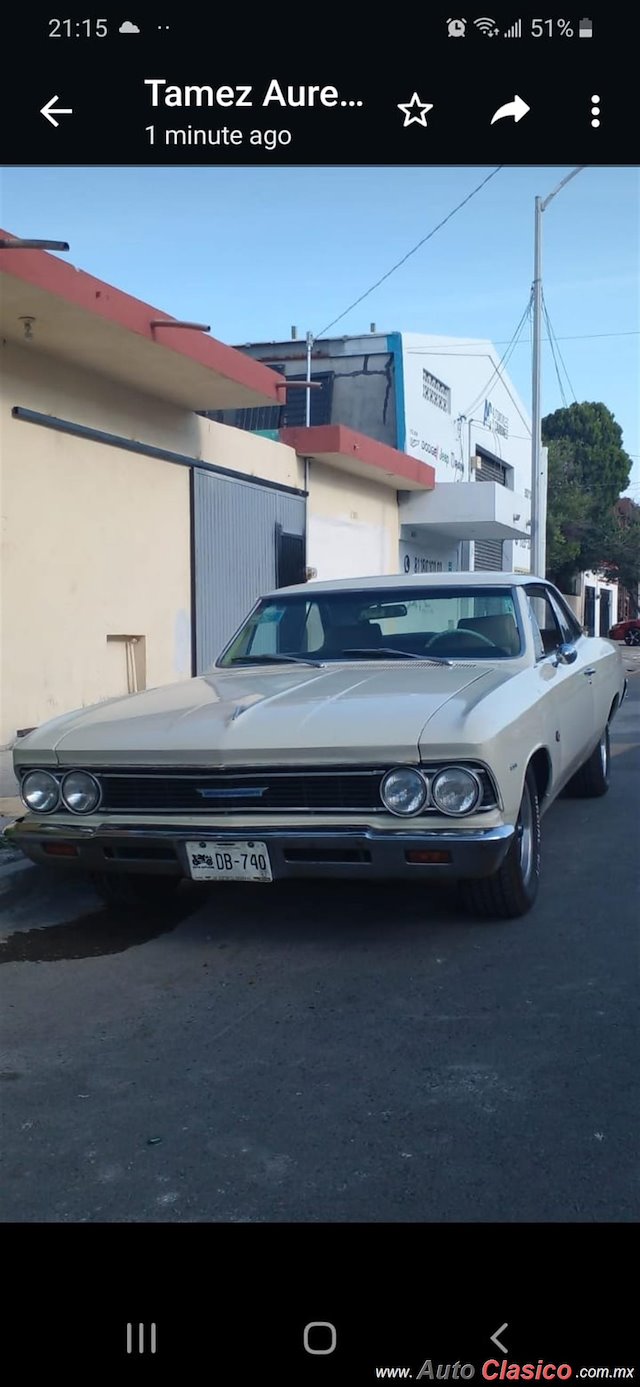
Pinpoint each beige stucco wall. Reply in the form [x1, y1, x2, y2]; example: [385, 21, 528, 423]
[0, 340, 404, 750]
[2, 341, 303, 490]
[0, 342, 302, 747]
[1, 403, 192, 746]
[307, 462, 400, 582]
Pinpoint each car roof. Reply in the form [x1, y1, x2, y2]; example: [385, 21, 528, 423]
[263, 572, 543, 598]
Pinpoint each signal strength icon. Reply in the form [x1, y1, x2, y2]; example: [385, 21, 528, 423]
[504, 18, 522, 37]
[474, 16, 499, 34]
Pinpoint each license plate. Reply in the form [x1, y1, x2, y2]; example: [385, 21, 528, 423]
[186, 840, 273, 882]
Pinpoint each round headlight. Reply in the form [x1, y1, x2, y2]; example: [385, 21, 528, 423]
[61, 770, 101, 814]
[21, 770, 60, 813]
[380, 767, 428, 817]
[431, 767, 480, 817]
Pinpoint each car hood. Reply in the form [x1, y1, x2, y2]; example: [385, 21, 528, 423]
[15, 662, 503, 768]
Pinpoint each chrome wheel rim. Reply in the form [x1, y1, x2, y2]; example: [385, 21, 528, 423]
[516, 784, 534, 883]
[600, 730, 609, 777]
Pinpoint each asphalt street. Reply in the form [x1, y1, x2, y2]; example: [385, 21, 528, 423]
[1, 668, 638, 1224]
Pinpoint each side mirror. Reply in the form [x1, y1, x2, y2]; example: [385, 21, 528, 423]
[554, 643, 578, 666]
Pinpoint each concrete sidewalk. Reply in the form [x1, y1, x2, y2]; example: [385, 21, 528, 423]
[0, 798, 26, 870]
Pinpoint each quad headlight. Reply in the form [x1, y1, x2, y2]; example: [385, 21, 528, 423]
[61, 770, 101, 814]
[380, 767, 428, 817]
[20, 770, 60, 814]
[431, 767, 481, 817]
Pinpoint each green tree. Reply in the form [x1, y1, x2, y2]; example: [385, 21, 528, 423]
[544, 439, 590, 588]
[543, 402, 633, 589]
[598, 500, 640, 615]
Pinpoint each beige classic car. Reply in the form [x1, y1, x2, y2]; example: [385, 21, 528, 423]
[6, 573, 627, 919]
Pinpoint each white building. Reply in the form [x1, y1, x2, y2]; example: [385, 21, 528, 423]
[225, 330, 533, 575]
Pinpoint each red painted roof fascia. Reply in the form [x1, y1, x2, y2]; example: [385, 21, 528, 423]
[280, 424, 435, 489]
[0, 232, 283, 403]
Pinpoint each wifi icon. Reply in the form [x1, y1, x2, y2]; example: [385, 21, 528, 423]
[474, 16, 499, 34]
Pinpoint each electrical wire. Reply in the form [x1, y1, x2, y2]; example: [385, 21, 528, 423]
[542, 293, 578, 403]
[460, 292, 533, 422]
[313, 166, 504, 340]
[551, 331, 578, 404]
[542, 299, 569, 408]
[401, 330, 639, 351]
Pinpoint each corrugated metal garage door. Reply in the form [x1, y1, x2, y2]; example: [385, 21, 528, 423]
[473, 538, 504, 570]
[193, 469, 306, 672]
[474, 452, 507, 570]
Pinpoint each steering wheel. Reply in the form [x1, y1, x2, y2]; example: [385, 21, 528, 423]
[426, 628, 496, 650]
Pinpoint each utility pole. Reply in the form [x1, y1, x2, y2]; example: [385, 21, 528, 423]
[305, 331, 313, 427]
[531, 167, 585, 578]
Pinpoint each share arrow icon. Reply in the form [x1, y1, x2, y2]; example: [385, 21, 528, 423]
[490, 95, 530, 124]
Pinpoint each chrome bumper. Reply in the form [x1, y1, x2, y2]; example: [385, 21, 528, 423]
[3, 817, 516, 881]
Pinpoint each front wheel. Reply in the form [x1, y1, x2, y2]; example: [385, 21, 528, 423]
[91, 872, 182, 911]
[564, 724, 610, 798]
[459, 768, 541, 919]
[625, 628, 640, 647]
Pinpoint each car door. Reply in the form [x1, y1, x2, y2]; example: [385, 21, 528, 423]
[552, 588, 617, 739]
[524, 584, 594, 783]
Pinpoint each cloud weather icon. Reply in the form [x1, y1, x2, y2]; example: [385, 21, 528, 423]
[119, 20, 141, 33]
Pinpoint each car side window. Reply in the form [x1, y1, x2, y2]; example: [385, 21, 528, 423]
[524, 586, 564, 660]
[548, 593, 580, 646]
[548, 590, 583, 645]
[303, 603, 326, 653]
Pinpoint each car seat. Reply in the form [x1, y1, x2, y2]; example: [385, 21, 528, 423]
[321, 622, 383, 654]
[457, 615, 520, 654]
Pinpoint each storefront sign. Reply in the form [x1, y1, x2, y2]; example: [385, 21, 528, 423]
[404, 553, 445, 574]
[407, 429, 462, 472]
[483, 399, 509, 438]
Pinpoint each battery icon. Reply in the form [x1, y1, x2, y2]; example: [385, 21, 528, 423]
[578, 17, 593, 37]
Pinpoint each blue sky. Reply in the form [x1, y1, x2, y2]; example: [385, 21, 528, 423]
[2, 165, 638, 496]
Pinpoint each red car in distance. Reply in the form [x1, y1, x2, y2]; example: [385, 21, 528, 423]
[609, 617, 640, 646]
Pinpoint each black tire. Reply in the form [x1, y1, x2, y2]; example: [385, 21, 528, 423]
[460, 767, 541, 920]
[625, 628, 640, 647]
[91, 872, 181, 911]
[564, 724, 610, 798]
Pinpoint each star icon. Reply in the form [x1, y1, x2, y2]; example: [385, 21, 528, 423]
[397, 92, 434, 128]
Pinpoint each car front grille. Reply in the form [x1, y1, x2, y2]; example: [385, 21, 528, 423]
[94, 768, 389, 814]
[44, 765, 499, 815]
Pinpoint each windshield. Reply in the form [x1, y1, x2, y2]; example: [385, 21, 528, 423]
[217, 586, 523, 665]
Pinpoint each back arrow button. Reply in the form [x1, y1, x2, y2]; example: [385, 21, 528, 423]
[41, 96, 73, 127]
[491, 1324, 509, 1354]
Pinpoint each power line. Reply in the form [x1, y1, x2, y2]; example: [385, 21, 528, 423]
[314, 166, 504, 340]
[542, 298, 570, 407]
[403, 329, 639, 353]
[512, 328, 638, 344]
[543, 294, 578, 403]
[461, 293, 533, 423]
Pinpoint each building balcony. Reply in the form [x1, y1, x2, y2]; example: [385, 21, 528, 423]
[398, 481, 531, 541]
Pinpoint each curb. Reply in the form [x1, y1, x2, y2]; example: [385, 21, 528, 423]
[0, 856, 37, 885]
